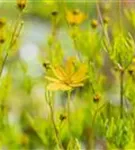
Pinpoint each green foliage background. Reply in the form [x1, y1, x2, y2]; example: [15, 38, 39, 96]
[0, 0, 135, 150]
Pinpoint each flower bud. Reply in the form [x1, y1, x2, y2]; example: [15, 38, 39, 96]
[93, 93, 101, 103]
[17, 0, 27, 11]
[51, 10, 59, 16]
[0, 18, 6, 28]
[91, 19, 98, 28]
[103, 16, 110, 24]
[0, 34, 5, 44]
[59, 114, 67, 121]
[43, 61, 51, 70]
[128, 68, 134, 75]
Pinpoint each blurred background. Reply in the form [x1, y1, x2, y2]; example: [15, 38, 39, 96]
[0, 0, 135, 149]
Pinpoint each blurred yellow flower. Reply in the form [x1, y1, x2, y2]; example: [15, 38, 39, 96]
[45, 58, 87, 91]
[66, 9, 87, 25]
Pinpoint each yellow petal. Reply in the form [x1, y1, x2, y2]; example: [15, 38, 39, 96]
[70, 83, 84, 88]
[65, 57, 75, 76]
[47, 83, 71, 91]
[72, 76, 88, 84]
[45, 76, 60, 83]
[75, 13, 86, 24]
[66, 11, 75, 24]
[71, 64, 87, 83]
[51, 66, 67, 81]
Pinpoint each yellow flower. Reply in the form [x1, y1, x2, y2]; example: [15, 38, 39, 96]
[66, 9, 87, 25]
[45, 58, 87, 91]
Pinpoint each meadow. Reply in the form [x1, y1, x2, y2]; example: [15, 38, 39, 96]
[0, 0, 135, 149]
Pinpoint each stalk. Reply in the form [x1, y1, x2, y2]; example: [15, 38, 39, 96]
[90, 104, 106, 150]
[67, 90, 71, 131]
[46, 91, 63, 150]
[0, 11, 23, 77]
[96, 0, 111, 46]
[49, 102, 64, 150]
[120, 70, 124, 119]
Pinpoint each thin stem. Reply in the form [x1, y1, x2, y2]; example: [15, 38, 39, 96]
[92, 104, 106, 127]
[72, 36, 82, 62]
[90, 103, 106, 149]
[51, 18, 57, 38]
[89, 81, 95, 94]
[67, 90, 72, 134]
[49, 102, 64, 150]
[120, 70, 124, 119]
[107, 102, 111, 121]
[57, 1, 82, 62]
[0, 11, 23, 77]
[67, 91, 71, 127]
[119, 0, 122, 32]
[46, 91, 63, 150]
[49, 15, 58, 63]
[96, 0, 111, 48]
[0, 53, 8, 77]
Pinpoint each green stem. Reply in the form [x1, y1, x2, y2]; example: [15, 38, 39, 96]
[67, 90, 71, 133]
[107, 102, 111, 121]
[120, 70, 124, 119]
[57, 1, 82, 62]
[0, 11, 23, 77]
[118, 0, 122, 31]
[96, 0, 111, 50]
[0, 53, 8, 77]
[90, 103, 106, 149]
[46, 91, 63, 150]
[72, 36, 82, 62]
[49, 102, 64, 150]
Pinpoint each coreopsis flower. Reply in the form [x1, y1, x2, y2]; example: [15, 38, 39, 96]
[66, 9, 87, 25]
[45, 58, 87, 91]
